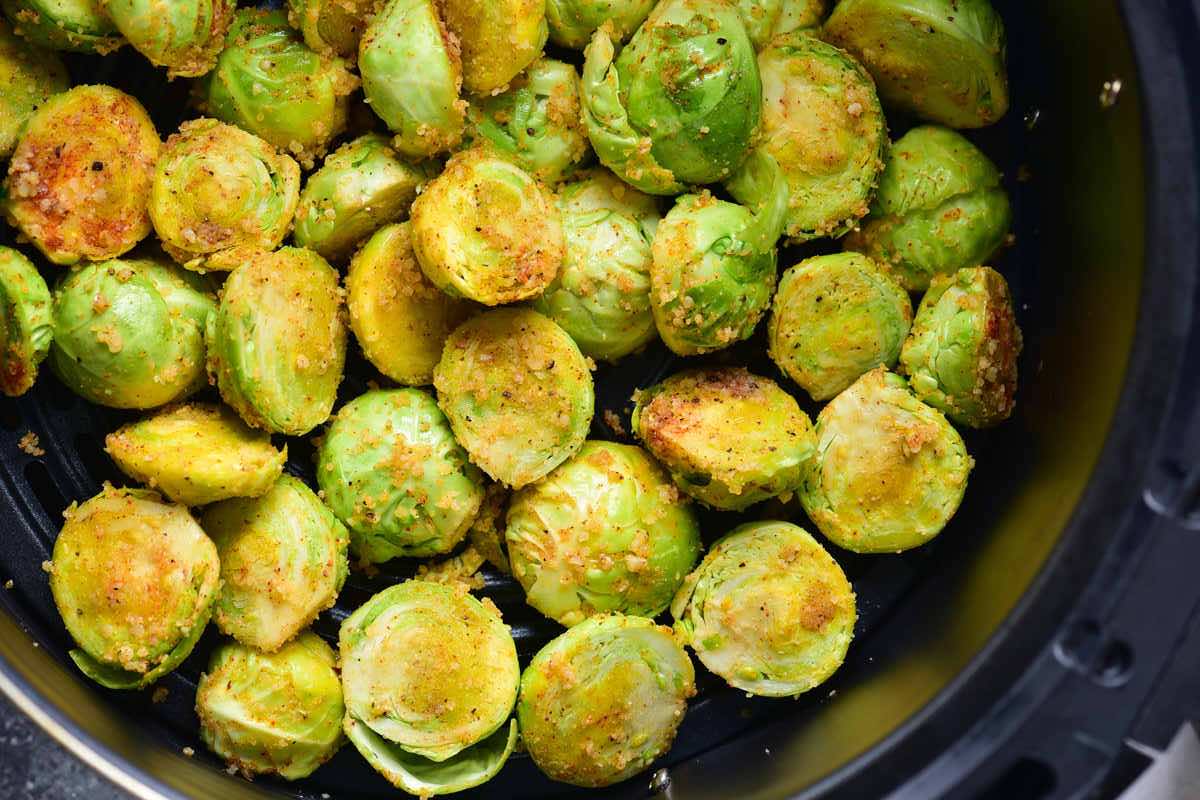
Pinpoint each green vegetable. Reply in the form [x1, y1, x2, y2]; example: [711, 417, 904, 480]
[317, 389, 486, 564]
[768, 252, 912, 401]
[99, 0, 233, 77]
[900, 266, 1022, 428]
[823, 0, 1008, 128]
[196, 633, 344, 780]
[287, 0, 374, 58]
[770, 0, 825, 39]
[340, 580, 520, 795]
[735, 0, 824, 48]
[545, 0, 654, 49]
[411, 148, 564, 306]
[104, 402, 286, 506]
[506, 440, 701, 626]
[633, 367, 816, 510]
[580, 0, 761, 194]
[440, 0, 546, 96]
[434, 308, 594, 489]
[49, 257, 214, 409]
[672, 520, 855, 696]
[4, 85, 160, 265]
[0, 245, 52, 397]
[0, 18, 68, 159]
[149, 118, 301, 271]
[843, 125, 1012, 291]
[1, 0, 121, 52]
[293, 134, 430, 262]
[206, 247, 347, 436]
[518, 614, 695, 787]
[203, 475, 349, 652]
[799, 367, 973, 553]
[49, 486, 219, 689]
[726, 32, 885, 242]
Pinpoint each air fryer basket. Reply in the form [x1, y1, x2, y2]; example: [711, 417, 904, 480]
[2, 1, 1199, 798]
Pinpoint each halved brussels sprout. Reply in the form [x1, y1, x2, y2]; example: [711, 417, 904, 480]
[518, 614, 695, 787]
[49, 257, 214, 409]
[294, 134, 430, 262]
[411, 149, 564, 306]
[358, 0, 465, 159]
[736, 0, 824, 48]
[207, 247, 346, 436]
[346, 223, 474, 386]
[0, 19, 68, 159]
[650, 155, 788, 355]
[340, 581, 520, 796]
[580, 0, 760, 194]
[434, 308, 594, 488]
[287, 0, 374, 58]
[506, 441, 701, 626]
[843, 125, 1012, 292]
[197, 633, 345, 780]
[4, 85, 159, 266]
[545, 0, 653, 49]
[199, 9, 357, 167]
[469, 58, 588, 185]
[768, 253, 912, 401]
[49, 485, 219, 689]
[0, 246, 52, 397]
[100, 0, 233, 77]
[105, 403, 286, 506]
[1, 0, 121, 52]
[440, 0, 546, 96]
[799, 367, 972, 553]
[671, 520, 855, 696]
[202, 475, 348, 652]
[317, 388, 486, 564]
[822, 0, 1008, 129]
[900, 266, 1022, 428]
[726, 33, 885, 243]
[632, 368, 815, 510]
[531, 173, 658, 362]
[149, 118, 301, 271]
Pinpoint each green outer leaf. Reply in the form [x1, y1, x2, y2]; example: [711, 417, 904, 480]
[545, 0, 654, 49]
[100, 0, 233, 77]
[0, 245, 52, 397]
[0, 0, 122, 52]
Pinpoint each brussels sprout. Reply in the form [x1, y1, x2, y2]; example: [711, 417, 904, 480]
[104, 403, 286, 506]
[206, 247, 346, 436]
[99, 0, 233, 77]
[822, 0, 1008, 129]
[203, 475, 349, 652]
[0, 19, 67, 159]
[768, 253, 912, 401]
[294, 135, 429, 262]
[434, 308, 594, 488]
[4, 85, 159, 266]
[196, 633, 344, 780]
[358, 0, 465, 160]
[531, 173, 658, 362]
[0, 246, 52, 397]
[843, 125, 1012, 292]
[346, 223, 474, 386]
[410, 149, 564, 306]
[287, 0, 374, 58]
[518, 614, 695, 787]
[799, 367, 972, 553]
[49, 485, 219, 689]
[556, 167, 660, 238]
[900, 266, 1022, 428]
[468, 58, 588, 185]
[317, 389, 486, 563]
[440, 0, 546, 97]
[0, 0, 121, 52]
[199, 9, 357, 167]
[49, 257, 214, 409]
[736, 0, 825, 48]
[149, 118, 301, 272]
[671, 520, 855, 696]
[650, 154, 788, 355]
[544, 0, 653, 49]
[507, 441, 700, 626]
[632, 368, 815, 510]
[340, 581, 520, 796]
[580, 0, 760, 195]
[770, 0, 825, 38]
[726, 33, 885, 243]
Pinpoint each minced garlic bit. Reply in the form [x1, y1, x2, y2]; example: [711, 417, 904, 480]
[17, 431, 44, 457]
